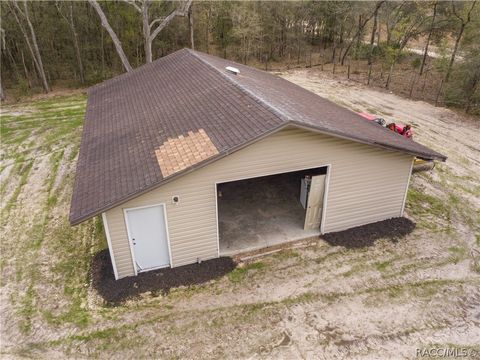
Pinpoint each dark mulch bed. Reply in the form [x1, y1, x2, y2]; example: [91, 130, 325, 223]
[322, 217, 416, 248]
[91, 250, 237, 305]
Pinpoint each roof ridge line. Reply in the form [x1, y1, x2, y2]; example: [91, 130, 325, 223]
[186, 49, 290, 124]
[186, 50, 446, 163]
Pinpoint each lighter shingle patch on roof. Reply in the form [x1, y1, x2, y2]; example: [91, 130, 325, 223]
[155, 129, 219, 178]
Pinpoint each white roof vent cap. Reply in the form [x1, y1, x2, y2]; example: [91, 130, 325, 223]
[225, 66, 240, 75]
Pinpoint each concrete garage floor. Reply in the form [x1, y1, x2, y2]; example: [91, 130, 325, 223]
[218, 169, 325, 255]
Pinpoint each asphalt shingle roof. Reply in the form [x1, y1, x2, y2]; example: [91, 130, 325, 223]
[70, 48, 446, 225]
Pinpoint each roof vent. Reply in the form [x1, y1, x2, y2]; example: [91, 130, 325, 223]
[225, 66, 240, 75]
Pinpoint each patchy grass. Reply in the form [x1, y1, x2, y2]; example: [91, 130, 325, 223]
[341, 263, 367, 277]
[273, 249, 301, 260]
[407, 187, 451, 221]
[2, 160, 34, 222]
[375, 260, 392, 272]
[447, 246, 468, 265]
[228, 262, 266, 283]
[1, 93, 98, 336]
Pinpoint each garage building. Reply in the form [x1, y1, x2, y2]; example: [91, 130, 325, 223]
[70, 49, 446, 279]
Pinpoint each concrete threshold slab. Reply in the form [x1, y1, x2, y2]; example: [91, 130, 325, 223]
[221, 233, 321, 261]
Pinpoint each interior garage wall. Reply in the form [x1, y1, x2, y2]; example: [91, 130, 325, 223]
[105, 126, 413, 279]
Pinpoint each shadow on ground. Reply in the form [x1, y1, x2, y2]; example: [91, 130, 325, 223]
[322, 217, 416, 248]
[91, 250, 237, 305]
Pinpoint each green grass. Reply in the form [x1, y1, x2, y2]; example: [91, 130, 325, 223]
[342, 263, 367, 277]
[2, 160, 34, 223]
[18, 285, 36, 334]
[48, 217, 105, 327]
[1, 94, 99, 333]
[375, 260, 392, 272]
[407, 187, 451, 220]
[273, 249, 301, 260]
[364, 279, 463, 302]
[472, 263, 480, 274]
[282, 291, 318, 306]
[228, 262, 266, 283]
[447, 246, 468, 265]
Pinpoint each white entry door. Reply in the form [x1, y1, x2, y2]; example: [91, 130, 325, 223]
[125, 204, 170, 272]
[304, 174, 326, 231]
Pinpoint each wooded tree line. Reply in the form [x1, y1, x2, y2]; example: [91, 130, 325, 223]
[1, 1, 479, 114]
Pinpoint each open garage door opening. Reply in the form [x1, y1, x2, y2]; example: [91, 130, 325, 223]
[217, 166, 329, 256]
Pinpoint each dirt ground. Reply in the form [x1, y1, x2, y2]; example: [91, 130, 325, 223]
[1, 70, 479, 359]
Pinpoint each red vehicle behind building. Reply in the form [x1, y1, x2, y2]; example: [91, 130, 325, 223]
[357, 112, 413, 139]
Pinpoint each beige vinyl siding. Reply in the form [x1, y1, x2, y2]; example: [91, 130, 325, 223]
[105, 126, 413, 278]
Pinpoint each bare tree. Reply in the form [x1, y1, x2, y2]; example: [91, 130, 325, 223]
[56, 2, 85, 84]
[188, 3, 194, 50]
[367, 2, 380, 85]
[445, 1, 477, 82]
[9, 1, 50, 93]
[419, 1, 438, 76]
[341, 1, 384, 66]
[203, 3, 212, 54]
[0, 28, 5, 101]
[122, 0, 193, 63]
[88, 0, 133, 72]
[384, 3, 429, 89]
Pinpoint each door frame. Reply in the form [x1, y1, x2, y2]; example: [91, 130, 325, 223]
[215, 164, 331, 256]
[123, 203, 172, 276]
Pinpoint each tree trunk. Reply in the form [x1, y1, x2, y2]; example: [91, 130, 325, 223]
[188, 4, 194, 50]
[446, 1, 477, 82]
[341, 1, 384, 66]
[465, 76, 479, 113]
[368, 5, 379, 66]
[367, 63, 373, 85]
[421, 70, 429, 100]
[354, 15, 362, 60]
[385, 61, 395, 89]
[331, 19, 337, 64]
[88, 0, 133, 72]
[101, 28, 105, 78]
[145, 0, 192, 62]
[70, 4, 85, 84]
[20, 50, 32, 88]
[435, 79, 444, 107]
[10, 1, 50, 92]
[57, 2, 85, 84]
[0, 77, 5, 101]
[419, 2, 437, 76]
[142, 3, 152, 63]
[296, 22, 301, 65]
[409, 72, 416, 98]
[5, 41, 22, 83]
[445, 24, 464, 83]
[205, 3, 211, 53]
[23, 2, 49, 92]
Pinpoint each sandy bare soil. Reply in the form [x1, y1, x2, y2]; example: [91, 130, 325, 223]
[1, 71, 479, 359]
